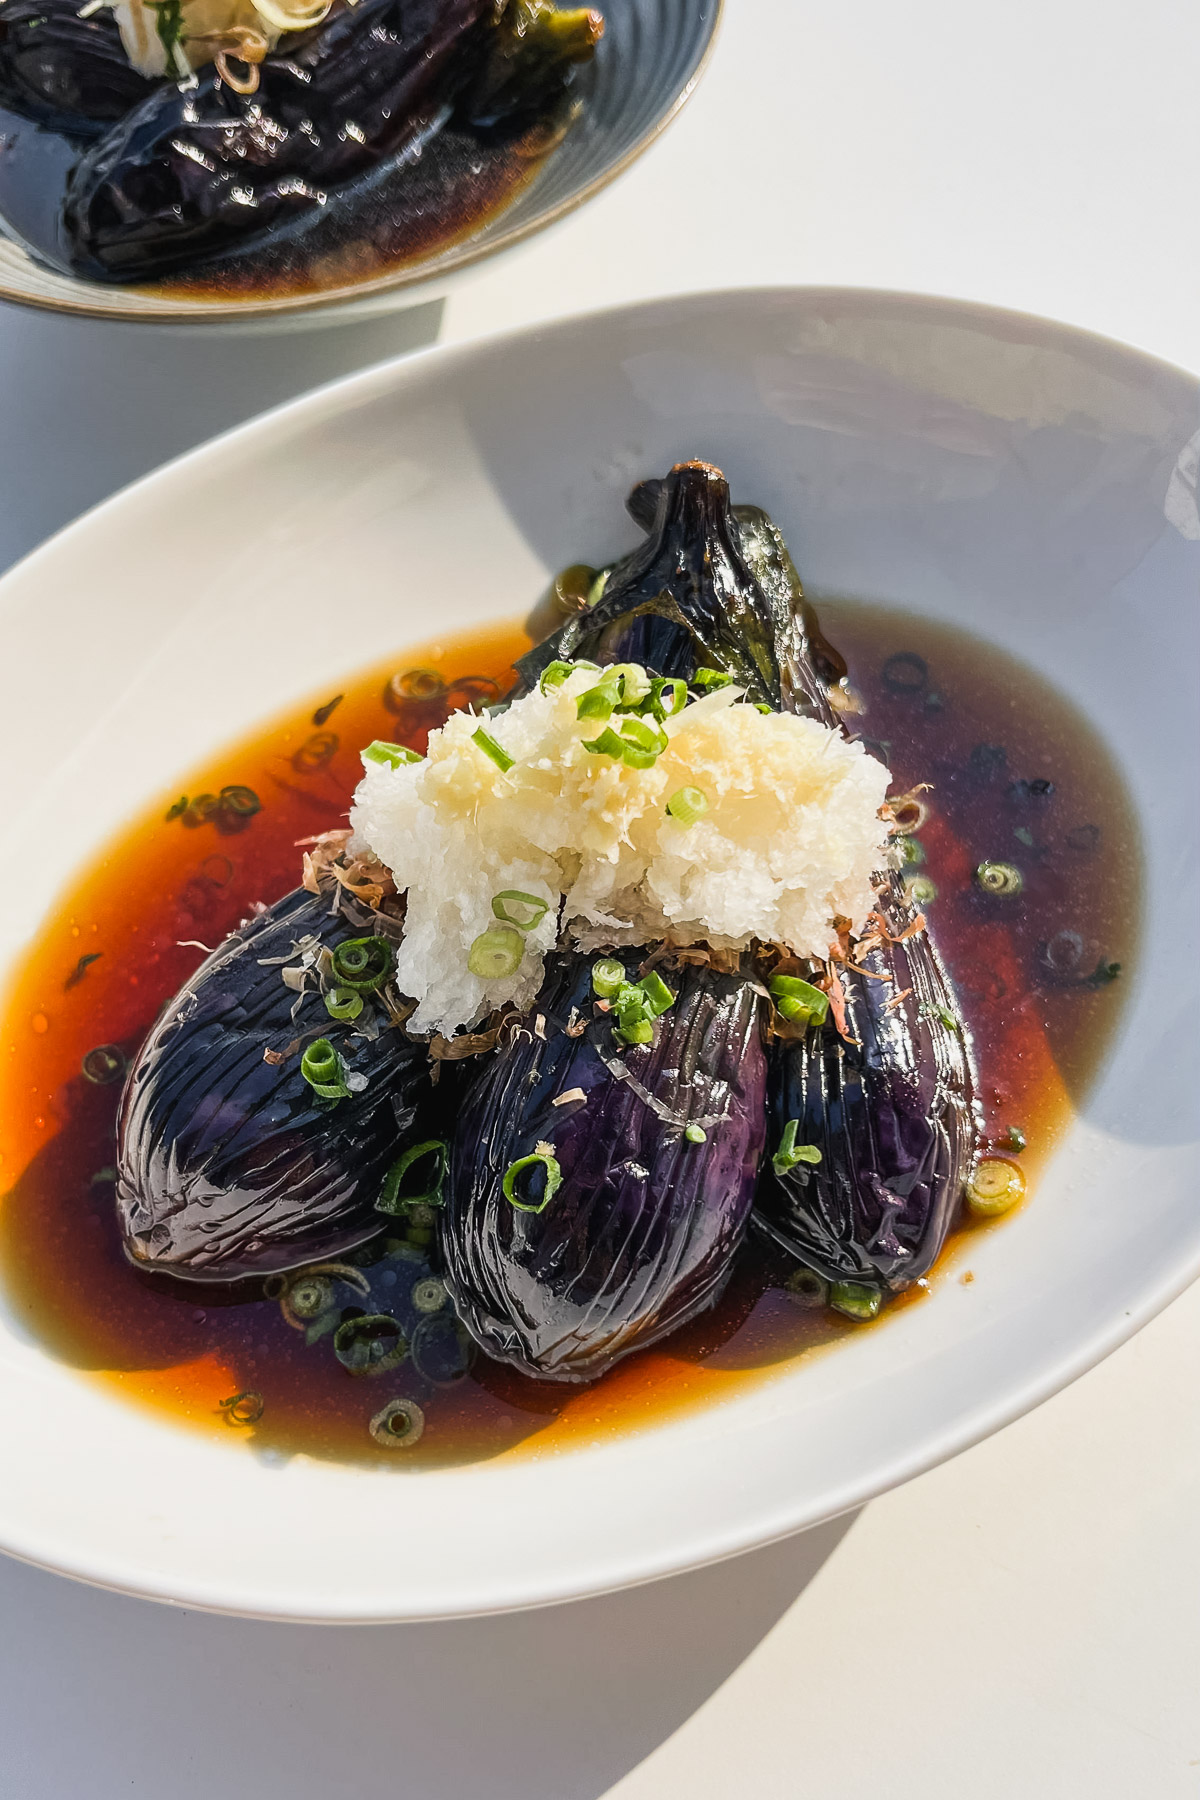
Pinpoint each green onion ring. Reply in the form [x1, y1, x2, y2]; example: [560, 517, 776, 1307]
[503, 1151, 563, 1214]
[377, 1140, 448, 1214]
[467, 926, 524, 980]
[491, 890, 550, 931]
[330, 936, 395, 992]
[300, 1038, 350, 1100]
[324, 986, 363, 1022]
[591, 957, 626, 998]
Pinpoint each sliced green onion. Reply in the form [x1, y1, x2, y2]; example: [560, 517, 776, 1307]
[768, 975, 830, 1028]
[903, 874, 938, 905]
[965, 1157, 1026, 1217]
[411, 1277, 448, 1315]
[684, 1125, 707, 1144]
[830, 1281, 882, 1322]
[753, 703, 772, 714]
[582, 726, 626, 758]
[666, 786, 709, 826]
[620, 742, 659, 770]
[999, 1125, 1027, 1154]
[539, 659, 584, 693]
[902, 837, 925, 867]
[784, 1267, 829, 1309]
[591, 957, 626, 998]
[645, 677, 688, 720]
[636, 971, 675, 1017]
[975, 860, 1023, 897]
[330, 936, 394, 992]
[503, 1150, 563, 1214]
[219, 1390, 264, 1425]
[369, 1397, 424, 1448]
[219, 785, 261, 820]
[772, 1118, 823, 1175]
[281, 1275, 334, 1322]
[467, 926, 524, 980]
[607, 663, 652, 708]
[361, 740, 423, 770]
[324, 986, 363, 1022]
[333, 1313, 407, 1376]
[615, 1017, 654, 1047]
[377, 1140, 448, 1213]
[81, 1044, 125, 1085]
[576, 678, 619, 723]
[491, 890, 550, 931]
[300, 1038, 351, 1100]
[618, 715, 667, 754]
[692, 668, 733, 691]
[472, 726, 514, 772]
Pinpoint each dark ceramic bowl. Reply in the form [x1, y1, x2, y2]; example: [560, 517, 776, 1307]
[0, 0, 722, 326]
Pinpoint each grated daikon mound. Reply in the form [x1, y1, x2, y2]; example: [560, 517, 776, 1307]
[349, 667, 892, 1035]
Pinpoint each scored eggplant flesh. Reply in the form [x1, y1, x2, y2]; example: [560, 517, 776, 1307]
[441, 951, 767, 1383]
[116, 887, 437, 1283]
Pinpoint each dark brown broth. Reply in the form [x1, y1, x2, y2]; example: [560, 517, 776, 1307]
[0, 606, 1139, 1467]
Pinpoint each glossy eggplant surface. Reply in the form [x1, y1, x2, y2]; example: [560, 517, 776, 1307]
[116, 887, 437, 1282]
[441, 950, 768, 1383]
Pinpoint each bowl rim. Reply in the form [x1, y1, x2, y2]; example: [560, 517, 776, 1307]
[1, 283, 1197, 1620]
[0, 0, 724, 328]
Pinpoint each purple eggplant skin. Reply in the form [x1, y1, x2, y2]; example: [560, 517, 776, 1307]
[0, 0, 159, 138]
[442, 951, 768, 1383]
[755, 873, 977, 1291]
[116, 888, 436, 1284]
[518, 461, 831, 714]
[60, 0, 491, 282]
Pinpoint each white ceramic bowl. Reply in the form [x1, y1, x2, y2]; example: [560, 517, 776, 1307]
[1, 288, 1197, 1621]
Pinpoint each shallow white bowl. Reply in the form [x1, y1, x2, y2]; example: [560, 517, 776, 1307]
[1, 288, 1198, 1621]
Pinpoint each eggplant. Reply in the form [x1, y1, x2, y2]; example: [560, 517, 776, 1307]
[526, 462, 978, 1301]
[60, 0, 492, 282]
[441, 951, 767, 1383]
[518, 461, 829, 711]
[456, 0, 602, 138]
[754, 873, 976, 1291]
[0, 0, 159, 137]
[116, 887, 437, 1283]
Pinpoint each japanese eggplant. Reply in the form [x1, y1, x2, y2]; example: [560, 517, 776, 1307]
[522, 458, 976, 1307]
[519, 461, 812, 711]
[116, 887, 438, 1282]
[441, 951, 767, 1383]
[0, 0, 159, 137]
[754, 872, 976, 1289]
[61, 0, 492, 281]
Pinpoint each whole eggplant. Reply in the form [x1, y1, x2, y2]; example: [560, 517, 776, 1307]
[117, 887, 437, 1283]
[441, 951, 767, 1383]
[525, 461, 977, 1299]
[755, 872, 976, 1290]
[0, 0, 159, 137]
[60, 0, 491, 281]
[518, 461, 831, 712]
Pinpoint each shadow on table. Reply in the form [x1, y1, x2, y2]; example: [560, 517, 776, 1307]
[0, 1512, 857, 1800]
[0, 297, 445, 575]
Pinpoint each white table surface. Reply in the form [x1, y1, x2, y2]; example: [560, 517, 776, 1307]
[2, 2, 1199, 1793]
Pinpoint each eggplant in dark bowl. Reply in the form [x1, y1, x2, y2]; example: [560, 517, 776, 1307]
[0, 0, 723, 320]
